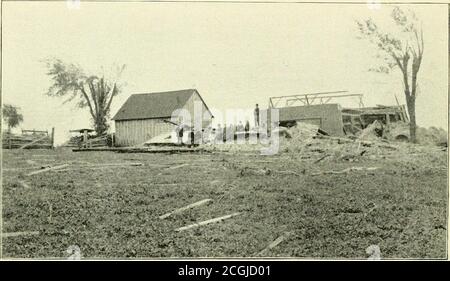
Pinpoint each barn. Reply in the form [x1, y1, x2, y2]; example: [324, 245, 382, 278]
[112, 89, 213, 147]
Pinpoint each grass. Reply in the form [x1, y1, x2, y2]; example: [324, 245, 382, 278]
[1, 147, 447, 259]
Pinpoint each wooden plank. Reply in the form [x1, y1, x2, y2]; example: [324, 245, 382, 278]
[159, 199, 212, 219]
[18, 180, 31, 189]
[166, 163, 189, 170]
[311, 166, 379, 176]
[2, 231, 39, 238]
[27, 164, 69, 176]
[83, 162, 143, 167]
[51, 127, 55, 149]
[257, 232, 293, 256]
[175, 212, 241, 232]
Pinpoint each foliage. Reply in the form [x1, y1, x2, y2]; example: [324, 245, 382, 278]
[356, 7, 424, 142]
[2, 104, 24, 132]
[44, 59, 126, 136]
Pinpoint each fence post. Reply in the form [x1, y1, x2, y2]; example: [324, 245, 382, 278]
[83, 130, 88, 148]
[51, 127, 55, 149]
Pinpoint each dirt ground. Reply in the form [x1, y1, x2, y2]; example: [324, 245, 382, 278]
[1, 146, 448, 259]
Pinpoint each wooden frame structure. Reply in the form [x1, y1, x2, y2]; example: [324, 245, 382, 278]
[269, 91, 364, 108]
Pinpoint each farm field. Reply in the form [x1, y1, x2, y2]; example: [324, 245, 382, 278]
[1, 147, 448, 259]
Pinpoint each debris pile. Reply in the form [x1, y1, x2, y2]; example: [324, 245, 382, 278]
[417, 126, 448, 147]
[357, 120, 383, 141]
[280, 123, 447, 165]
[201, 121, 447, 167]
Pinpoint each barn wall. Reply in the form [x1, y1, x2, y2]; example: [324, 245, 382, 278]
[264, 104, 344, 136]
[279, 104, 344, 136]
[115, 118, 174, 147]
[183, 92, 213, 129]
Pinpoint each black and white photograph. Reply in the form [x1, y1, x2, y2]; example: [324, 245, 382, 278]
[0, 0, 448, 262]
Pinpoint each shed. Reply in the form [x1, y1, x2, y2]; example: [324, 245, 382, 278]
[112, 89, 213, 146]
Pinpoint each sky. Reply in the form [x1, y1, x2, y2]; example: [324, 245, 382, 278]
[1, 2, 448, 144]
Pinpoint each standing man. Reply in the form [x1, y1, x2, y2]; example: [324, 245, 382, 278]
[237, 121, 244, 132]
[254, 104, 260, 127]
[244, 120, 250, 132]
[216, 123, 223, 143]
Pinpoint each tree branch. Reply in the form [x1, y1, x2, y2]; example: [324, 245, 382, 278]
[80, 85, 96, 120]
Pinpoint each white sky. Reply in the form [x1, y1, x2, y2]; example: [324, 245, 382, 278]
[2, 2, 448, 144]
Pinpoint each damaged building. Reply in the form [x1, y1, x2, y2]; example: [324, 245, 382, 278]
[268, 91, 410, 141]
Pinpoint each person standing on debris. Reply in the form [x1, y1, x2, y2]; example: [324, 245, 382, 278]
[227, 124, 235, 142]
[209, 127, 217, 144]
[175, 124, 184, 145]
[237, 121, 244, 132]
[245, 120, 250, 132]
[202, 126, 210, 144]
[216, 124, 223, 143]
[254, 104, 260, 127]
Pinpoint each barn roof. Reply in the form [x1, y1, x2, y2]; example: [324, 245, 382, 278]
[112, 89, 212, 121]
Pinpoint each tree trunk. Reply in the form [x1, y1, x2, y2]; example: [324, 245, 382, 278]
[405, 94, 417, 143]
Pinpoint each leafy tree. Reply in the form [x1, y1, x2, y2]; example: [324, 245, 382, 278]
[44, 59, 126, 136]
[2, 104, 24, 133]
[357, 7, 423, 142]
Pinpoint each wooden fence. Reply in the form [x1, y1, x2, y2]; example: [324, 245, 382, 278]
[2, 128, 55, 149]
[82, 135, 109, 148]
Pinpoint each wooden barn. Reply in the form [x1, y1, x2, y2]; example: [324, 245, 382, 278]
[112, 89, 213, 146]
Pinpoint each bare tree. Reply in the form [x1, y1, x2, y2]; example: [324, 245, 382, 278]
[2, 104, 24, 133]
[357, 6, 423, 142]
[44, 59, 126, 136]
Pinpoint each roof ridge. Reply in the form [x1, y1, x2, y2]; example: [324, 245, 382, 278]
[112, 89, 202, 121]
[130, 89, 196, 96]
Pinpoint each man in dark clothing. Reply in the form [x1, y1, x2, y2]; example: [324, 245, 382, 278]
[254, 104, 260, 127]
[244, 120, 250, 132]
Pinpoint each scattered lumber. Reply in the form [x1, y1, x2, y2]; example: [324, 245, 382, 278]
[166, 163, 189, 170]
[159, 199, 212, 219]
[257, 231, 293, 256]
[118, 148, 208, 154]
[72, 147, 208, 154]
[49, 162, 144, 172]
[313, 154, 330, 163]
[175, 212, 241, 232]
[238, 167, 302, 177]
[18, 180, 31, 189]
[27, 164, 69, 176]
[2, 231, 40, 238]
[83, 162, 143, 167]
[311, 166, 379, 176]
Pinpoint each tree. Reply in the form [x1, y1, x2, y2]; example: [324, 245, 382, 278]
[44, 59, 126, 136]
[2, 104, 24, 133]
[356, 7, 424, 142]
